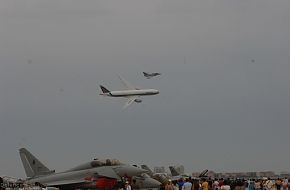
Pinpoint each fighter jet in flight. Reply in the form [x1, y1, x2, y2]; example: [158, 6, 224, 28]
[19, 148, 147, 190]
[143, 72, 161, 79]
[99, 76, 159, 108]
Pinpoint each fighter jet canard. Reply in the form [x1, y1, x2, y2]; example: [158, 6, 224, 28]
[99, 75, 159, 108]
[19, 148, 147, 190]
[142, 72, 161, 79]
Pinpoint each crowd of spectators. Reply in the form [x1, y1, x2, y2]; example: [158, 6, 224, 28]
[162, 177, 289, 190]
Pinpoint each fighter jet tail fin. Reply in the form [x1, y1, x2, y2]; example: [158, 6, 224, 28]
[198, 169, 209, 178]
[169, 166, 180, 177]
[100, 85, 110, 93]
[19, 148, 55, 178]
[143, 72, 149, 76]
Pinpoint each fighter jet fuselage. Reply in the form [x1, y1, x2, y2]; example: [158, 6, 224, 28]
[143, 72, 161, 79]
[26, 165, 143, 190]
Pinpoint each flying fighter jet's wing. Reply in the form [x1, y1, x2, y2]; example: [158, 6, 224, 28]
[123, 96, 139, 109]
[118, 75, 136, 90]
[95, 167, 121, 180]
[46, 179, 88, 186]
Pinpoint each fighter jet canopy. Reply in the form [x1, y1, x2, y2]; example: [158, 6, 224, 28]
[66, 159, 122, 172]
[93, 159, 122, 166]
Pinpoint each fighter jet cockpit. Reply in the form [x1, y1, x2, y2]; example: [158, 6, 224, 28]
[66, 159, 123, 172]
[91, 159, 122, 167]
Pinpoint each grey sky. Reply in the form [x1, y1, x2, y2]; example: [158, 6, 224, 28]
[1, 0, 290, 178]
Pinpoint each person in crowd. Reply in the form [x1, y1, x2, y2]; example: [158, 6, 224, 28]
[247, 179, 254, 190]
[254, 179, 262, 190]
[160, 183, 165, 190]
[282, 178, 288, 190]
[183, 178, 192, 190]
[213, 179, 219, 190]
[264, 178, 274, 190]
[116, 181, 125, 190]
[131, 179, 140, 190]
[178, 178, 185, 190]
[165, 180, 174, 190]
[173, 180, 180, 190]
[0, 177, 3, 190]
[208, 178, 213, 190]
[220, 178, 230, 190]
[192, 179, 200, 190]
[219, 179, 224, 188]
[276, 178, 282, 190]
[125, 181, 131, 190]
[201, 178, 209, 190]
[229, 179, 236, 190]
[235, 178, 244, 190]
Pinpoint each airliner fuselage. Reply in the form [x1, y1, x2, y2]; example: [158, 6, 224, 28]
[102, 89, 159, 97]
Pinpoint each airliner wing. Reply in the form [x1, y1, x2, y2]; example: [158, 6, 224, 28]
[123, 96, 138, 109]
[118, 75, 136, 90]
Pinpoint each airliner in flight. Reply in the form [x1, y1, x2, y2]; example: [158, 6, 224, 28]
[99, 76, 159, 108]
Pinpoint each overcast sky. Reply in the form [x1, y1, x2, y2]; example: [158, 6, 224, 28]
[1, 0, 290, 178]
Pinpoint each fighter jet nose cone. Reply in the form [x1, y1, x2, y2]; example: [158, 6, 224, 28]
[155, 181, 161, 187]
[142, 177, 161, 188]
[150, 178, 161, 187]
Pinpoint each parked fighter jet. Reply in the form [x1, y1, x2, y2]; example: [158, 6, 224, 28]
[169, 166, 188, 179]
[19, 148, 147, 190]
[141, 165, 169, 185]
[99, 76, 159, 108]
[169, 166, 208, 180]
[143, 72, 161, 79]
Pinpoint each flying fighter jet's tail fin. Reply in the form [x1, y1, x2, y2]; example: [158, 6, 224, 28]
[19, 148, 55, 178]
[143, 72, 148, 76]
[141, 165, 154, 176]
[100, 85, 110, 93]
[169, 166, 180, 177]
